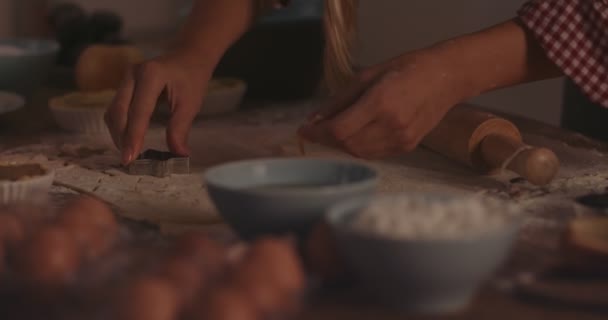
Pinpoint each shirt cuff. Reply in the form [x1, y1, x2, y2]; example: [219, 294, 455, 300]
[518, 0, 608, 107]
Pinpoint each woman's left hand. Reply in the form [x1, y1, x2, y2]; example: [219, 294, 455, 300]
[298, 49, 468, 159]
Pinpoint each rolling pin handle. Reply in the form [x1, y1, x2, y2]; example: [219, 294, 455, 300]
[480, 134, 560, 186]
[511, 147, 560, 186]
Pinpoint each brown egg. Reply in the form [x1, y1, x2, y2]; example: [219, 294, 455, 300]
[226, 243, 249, 265]
[171, 232, 227, 275]
[229, 262, 285, 316]
[60, 196, 118, 233]
[8, 206, 49, 231]
[196, 286, 258, 320]
[114, 277, 180, 320]
[59, 196, 118, 259]
[0, 213, 25, 249]
[14, 226, 81, 288]
[247, 237, 306, 294]
[158, 255, 205, 306]
[82, 228, 117, 260]
[304, 222, 347, 281]
[60, 219, 116, 261]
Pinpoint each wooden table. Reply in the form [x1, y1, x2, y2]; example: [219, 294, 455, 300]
[2, 88, 608, 320]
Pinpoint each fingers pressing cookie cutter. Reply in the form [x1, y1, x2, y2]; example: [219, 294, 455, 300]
[127, 149, 190, 177]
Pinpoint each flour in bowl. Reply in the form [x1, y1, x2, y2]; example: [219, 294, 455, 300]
[351, 195, 518, 240]
[0, 45, 26, 56]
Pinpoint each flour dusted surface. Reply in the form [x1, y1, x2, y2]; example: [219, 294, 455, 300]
[4, 100, 608, 264]
[0, 142, 220, 226]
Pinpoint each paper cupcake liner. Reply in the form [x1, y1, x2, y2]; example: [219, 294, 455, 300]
[50, 105, 109, 136]
[49, 91, 114, 136]
[0, 169, 55, 205]
[201, 83, 247, 116]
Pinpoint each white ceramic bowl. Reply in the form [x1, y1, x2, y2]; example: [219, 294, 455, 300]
[327, 193, 522, 314]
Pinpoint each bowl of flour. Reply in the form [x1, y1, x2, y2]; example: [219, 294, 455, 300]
[0, 39, 60, 96]
[326, 193, 522, 314]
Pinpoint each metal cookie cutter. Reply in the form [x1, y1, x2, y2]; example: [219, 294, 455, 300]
[127, 149, 190, 177]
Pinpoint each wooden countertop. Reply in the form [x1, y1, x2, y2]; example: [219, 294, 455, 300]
[2, 88, 608, 320]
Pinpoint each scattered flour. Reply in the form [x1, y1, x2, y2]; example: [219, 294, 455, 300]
[351, 195, 519, 240]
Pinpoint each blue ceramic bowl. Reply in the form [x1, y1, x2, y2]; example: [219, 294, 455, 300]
[0, 39, 60, 96]
[204, 158, 378, 240]
[327, 193, 521, 314]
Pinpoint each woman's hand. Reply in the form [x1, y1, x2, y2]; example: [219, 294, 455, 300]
[104, 52, 213, 165]
[104, 0, 261, 165]
[298, 19, 563, 160]
[298, 50, 466, 159]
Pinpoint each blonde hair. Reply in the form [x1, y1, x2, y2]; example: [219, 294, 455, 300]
[323, 0, 358, 94]
[257, 0, 358, 93]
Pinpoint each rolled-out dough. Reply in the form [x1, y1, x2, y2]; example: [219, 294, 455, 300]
[56, 166, 221, 225]
[1, 145, 221, 226]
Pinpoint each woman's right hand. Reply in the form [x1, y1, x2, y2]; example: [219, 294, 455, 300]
[104, 51, 213, 165]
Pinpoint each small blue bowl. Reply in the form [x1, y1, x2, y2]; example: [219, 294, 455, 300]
[327, 193, 521, 314]
[0, 39, 60, 96]
[204, 158, 378, 240]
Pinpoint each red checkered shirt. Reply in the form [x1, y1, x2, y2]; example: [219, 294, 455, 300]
[518, 0, 608, 107]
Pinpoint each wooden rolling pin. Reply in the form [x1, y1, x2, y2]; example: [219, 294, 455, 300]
[422, 104, 559, 186]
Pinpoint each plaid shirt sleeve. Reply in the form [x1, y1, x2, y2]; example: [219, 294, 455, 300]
[518, 0, 608, 107]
